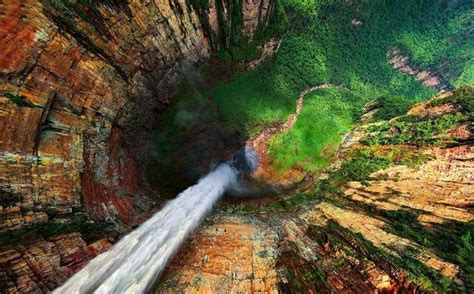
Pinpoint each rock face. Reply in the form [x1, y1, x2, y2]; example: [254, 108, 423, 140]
[0, 0, 281, 291]
[0, 0, 279, 229]
[193, 0, 279, 50]
[155, 216, 279, 293]
[0, 233, 111, 293]
[387, 46, 451, 92]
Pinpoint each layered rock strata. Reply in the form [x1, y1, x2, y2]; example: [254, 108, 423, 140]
[387, 46, 451, 92]
[0, 0, 280, 229]
[0, 233, 111, 293]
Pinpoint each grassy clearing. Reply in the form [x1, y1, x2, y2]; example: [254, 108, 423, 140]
[260, 87, 471, 290]
[206, 69, 298, 137]
[264, 0, 472, 171]
[268, 88, 364, 172]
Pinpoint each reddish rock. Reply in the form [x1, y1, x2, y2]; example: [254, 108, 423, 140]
[387, 46, 449, 92]
[87, 238, 112, 257]
[0, 233, 111, 293]
[0, 0, 280, 232]
[81, 126, 140, 224]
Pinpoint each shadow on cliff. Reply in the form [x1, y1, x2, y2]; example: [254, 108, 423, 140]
[333, 194, 474, 289]
[145, 61, 250, 197]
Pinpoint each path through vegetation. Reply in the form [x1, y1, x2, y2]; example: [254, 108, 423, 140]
[248, 84, 342, 181]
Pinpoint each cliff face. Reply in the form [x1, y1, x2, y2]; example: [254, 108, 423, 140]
[387, 46, 451, 92]
[0, 0, 280, 291]
[0, 233, 111, 293]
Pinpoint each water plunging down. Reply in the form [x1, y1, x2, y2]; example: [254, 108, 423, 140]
[54, 147, 258, 293]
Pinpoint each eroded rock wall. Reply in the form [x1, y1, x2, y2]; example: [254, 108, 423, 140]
[189, 0, 279, 52]
[387, 46, 451, 92]
[0, 0, 279, 230]
[0, 233, 111, 292]
[0, 0, 202, 233]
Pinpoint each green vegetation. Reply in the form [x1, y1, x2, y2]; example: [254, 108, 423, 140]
[205, 69, 298, 136]
[272, 143, 434, 212]
[268, 86, 472, 290]
[364, 87, 474, 147]
[3, 92, 38, 108]
[326, 221, 455, 292]
[153, 0, 473, 178]
[279, 219, 456, 292]
[454, 61, 474, 88]
[428, 86, 474, 116]
[334, 150, 391, 182]
[264, 0, 471, 170]
[458, 231, 474, 283]
[372, 95, 414, 121]
[271, 142, 467, 291]
[268, 88, 364, 172]
[270, 148, 395, 211]
[189, 0, 287, 63]
[364, 112, 466, 146]
[0, 214, 112, 245]
[271, 191, 323, 212]
[321, 149, 392, 190]
[381, 210, 474, 279]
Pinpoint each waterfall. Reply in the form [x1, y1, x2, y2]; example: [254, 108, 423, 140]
[54, 163, 238, 293]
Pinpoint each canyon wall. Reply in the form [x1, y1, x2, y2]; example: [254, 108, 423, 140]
[0, 0, 279, 229]
[0, 0, 280, 291]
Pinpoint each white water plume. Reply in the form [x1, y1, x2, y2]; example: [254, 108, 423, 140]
[54, 163, 238, 293]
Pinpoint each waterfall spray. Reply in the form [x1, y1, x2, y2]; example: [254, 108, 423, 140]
[54, 147, 258, 293]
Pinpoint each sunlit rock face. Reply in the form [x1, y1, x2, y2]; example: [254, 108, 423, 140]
[0, 234, 111, 293]
[0, 0, 280, 291]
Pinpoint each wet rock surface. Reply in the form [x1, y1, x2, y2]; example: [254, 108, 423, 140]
[154, 216, 279, 293]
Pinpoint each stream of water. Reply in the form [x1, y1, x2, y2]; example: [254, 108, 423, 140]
[54, 163, 238, 293]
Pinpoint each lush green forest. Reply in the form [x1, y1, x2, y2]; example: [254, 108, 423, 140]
[153, 0, 473, 179]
